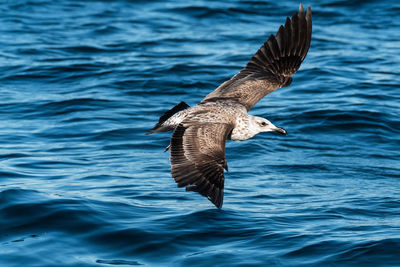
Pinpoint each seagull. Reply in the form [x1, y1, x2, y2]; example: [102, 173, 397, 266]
[147, 4, 312, 208]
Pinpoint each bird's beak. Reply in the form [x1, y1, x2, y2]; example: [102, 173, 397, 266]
[273, 127, 287, 135]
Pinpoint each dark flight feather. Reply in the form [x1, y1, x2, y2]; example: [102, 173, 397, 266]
[202, 4, 312, 111]
[170, 123, 233, 208]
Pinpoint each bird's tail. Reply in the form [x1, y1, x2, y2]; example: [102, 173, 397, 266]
[146, 101, 190, 135]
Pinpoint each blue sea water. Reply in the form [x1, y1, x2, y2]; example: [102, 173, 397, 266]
[0, 0, 399, 266]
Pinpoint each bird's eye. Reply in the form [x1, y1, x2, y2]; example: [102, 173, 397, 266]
[261, 122, 267, 126]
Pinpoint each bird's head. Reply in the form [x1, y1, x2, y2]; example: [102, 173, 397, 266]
[250, 116, 287, 135]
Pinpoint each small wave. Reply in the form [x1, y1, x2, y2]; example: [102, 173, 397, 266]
[0, 0, 399, 266]
[96, 259, 143, 266]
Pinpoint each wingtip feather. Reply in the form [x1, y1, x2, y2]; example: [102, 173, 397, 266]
[299, 3, 304, 14]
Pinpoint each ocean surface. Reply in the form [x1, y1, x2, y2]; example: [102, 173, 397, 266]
[1, 0, 399, 266]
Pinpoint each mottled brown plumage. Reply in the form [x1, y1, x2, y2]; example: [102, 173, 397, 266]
[171, 122, 233, 208]
[203, 5, 312, 111]
[147, 5, 312, 208]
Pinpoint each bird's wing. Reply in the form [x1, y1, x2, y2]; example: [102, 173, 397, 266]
[202, 4, 312, 111]
[170, 121, 233, 208]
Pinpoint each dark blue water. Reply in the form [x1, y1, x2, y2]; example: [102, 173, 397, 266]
[1, 0, 399, 266]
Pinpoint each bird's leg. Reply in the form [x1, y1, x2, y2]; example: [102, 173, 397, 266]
[164, 144, 171, 152]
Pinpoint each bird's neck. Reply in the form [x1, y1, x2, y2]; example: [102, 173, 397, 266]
[230, 115, 258, 141]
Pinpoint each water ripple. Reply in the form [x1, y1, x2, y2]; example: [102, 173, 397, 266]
[1, 0, 400, 266]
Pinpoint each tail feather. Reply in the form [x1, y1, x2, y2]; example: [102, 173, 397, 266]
[146, 101, 190, 135]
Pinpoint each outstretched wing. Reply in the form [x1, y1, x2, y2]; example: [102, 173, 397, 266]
[170, 122, 233, 208]
[202, 4, 312, 111]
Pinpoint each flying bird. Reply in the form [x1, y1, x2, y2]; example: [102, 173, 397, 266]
[147, 4, 312, 208]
